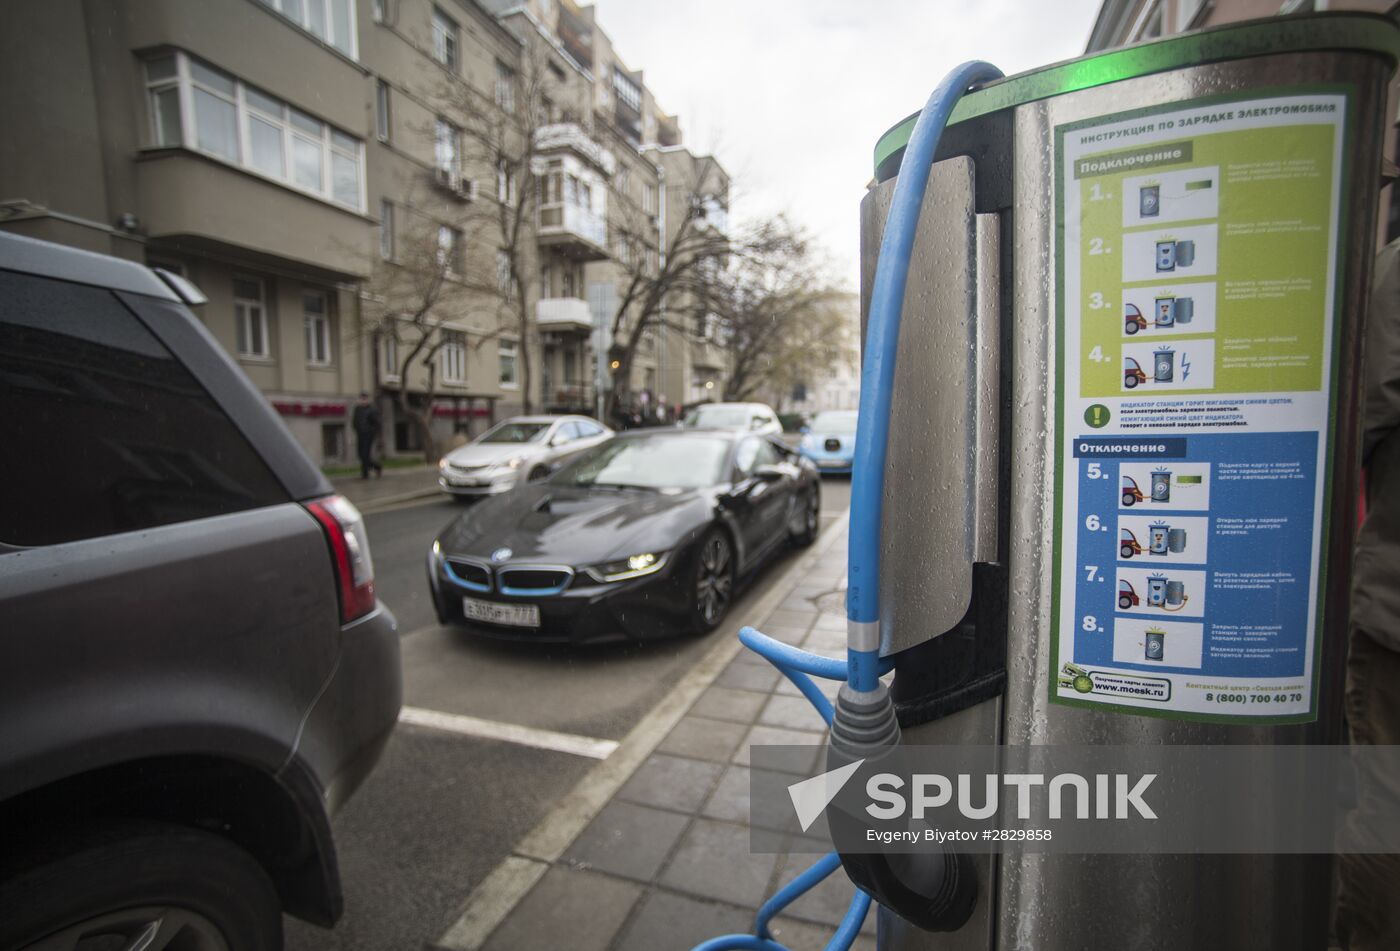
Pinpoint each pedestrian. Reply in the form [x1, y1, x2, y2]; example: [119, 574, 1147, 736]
[351, 392, 383, 480]
[1336, 237, 1400, 951]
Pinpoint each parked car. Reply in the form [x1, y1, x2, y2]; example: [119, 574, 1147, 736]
[681, 401, 783, 435]
[427, 429, 820, 642]
[438, 414, 613, 498]
[0, 232, 402, 950]
[798, 409, 859, 475]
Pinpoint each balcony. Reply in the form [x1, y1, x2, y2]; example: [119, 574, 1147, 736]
[536, 297, 594, 334]
[535, 123, 614, 176]
[545, 382, 596, 415]
[538, 201, 607, 261]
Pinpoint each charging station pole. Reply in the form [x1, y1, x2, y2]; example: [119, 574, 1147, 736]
[860, 14, 1397, 950]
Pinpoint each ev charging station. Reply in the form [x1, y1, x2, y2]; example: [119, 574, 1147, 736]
[860, 13, 1395, 951]
[697, 12, 1397, 951]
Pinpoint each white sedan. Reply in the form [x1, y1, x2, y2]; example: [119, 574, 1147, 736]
[438, 415, 613, 498]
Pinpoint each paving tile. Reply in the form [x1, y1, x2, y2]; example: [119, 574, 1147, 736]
[702, 764, 797, 832]
[733, 724, 825, 774]
[658, 716, 749, 763]
[760, 693, 830, 731]
[659, 817, 782, 906]
[563, 801, 691, 881]
[761, 624, 811, 645]
[613, 891, 754, 951]
[766, 608, 819, 630]
[716, 662, 782, 693]
[810, 612, 847, 632]
[690, 685, 768, 724]
[616, 753, 724, 813]
[778, 593, 818, 613]
[775, 676, 841, 703]
[776, 851, 877, 935]
[801, 626, 847, 651]
[482, 866, 640, 951]
[769, 915, 877, 951]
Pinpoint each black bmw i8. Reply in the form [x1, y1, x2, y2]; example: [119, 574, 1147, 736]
[426, 428, 821, 642]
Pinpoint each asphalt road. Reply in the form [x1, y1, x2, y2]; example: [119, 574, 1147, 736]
[285, 477, 852, 951]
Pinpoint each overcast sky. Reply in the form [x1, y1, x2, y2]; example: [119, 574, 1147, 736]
[598, 0, 1102, 288]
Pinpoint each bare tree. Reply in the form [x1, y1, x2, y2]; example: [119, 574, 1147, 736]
[433, 29, 580, 416]
[361, 206, 499, 462]
[604, 154, 731, 418]
[709, 219, 853, 404]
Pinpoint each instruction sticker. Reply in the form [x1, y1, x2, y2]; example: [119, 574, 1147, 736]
[1050, 91, 1347, 722]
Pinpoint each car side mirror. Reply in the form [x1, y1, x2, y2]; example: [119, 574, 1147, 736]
[753, 464, 785, 482]
[799, 425, 810, 435]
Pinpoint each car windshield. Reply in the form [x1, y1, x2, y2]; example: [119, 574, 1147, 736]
[684, 406, 750, 429]
[556, 435, 731, 489]
[812, 411, 858, 433]
[479, 421, 550, 444]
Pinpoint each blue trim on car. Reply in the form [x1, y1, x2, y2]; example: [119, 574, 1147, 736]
[441, 558, 492, 593]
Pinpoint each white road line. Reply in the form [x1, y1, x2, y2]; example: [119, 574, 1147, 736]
[398, 706, 619, 760]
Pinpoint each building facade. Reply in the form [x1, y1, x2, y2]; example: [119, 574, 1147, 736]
[1084, 0, 1399, 248]
[0, 0, 730, 464]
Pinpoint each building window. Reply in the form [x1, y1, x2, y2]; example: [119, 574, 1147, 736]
[143, 53, 364, 211]
[144, 55, 182, 147]
[612, 66, 641, 112]
[375, 79, 391, 142]
[437, 226, 461, 274]
[434, 118, 459, 174]
[304, 291, 332, 365]
[379, 199, 394, 260]
[372, 0, 386, 23]
[233, 275, 270, 359]
[432, 8, 458, 70]
[381, 333, 400, 380]
[259, 0, 357, 58]
[496, 249, 512, 296]
[499, 339, 518, 387]
[322, 423, 347, 460]
[496, 158, 517, 204]
[540, 263, 551, 300]
[494, 60, 516, 112]
[441, 331, 466, 384]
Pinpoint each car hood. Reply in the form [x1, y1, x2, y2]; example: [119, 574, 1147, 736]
[436, 482, 714, 566]
[443, 442, 543, 467]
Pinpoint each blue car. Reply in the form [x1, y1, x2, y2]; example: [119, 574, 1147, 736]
[798, 410, 858, 475]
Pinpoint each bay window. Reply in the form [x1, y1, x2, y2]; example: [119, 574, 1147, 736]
[259, 0, 357, 58]
[143, 52, 364, 212]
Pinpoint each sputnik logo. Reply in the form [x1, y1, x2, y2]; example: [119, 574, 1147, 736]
[787, 759, 864, 832]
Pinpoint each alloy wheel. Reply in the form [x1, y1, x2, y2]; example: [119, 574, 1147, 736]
[19, 906, 230, 951]
[695, 533, 733, 625]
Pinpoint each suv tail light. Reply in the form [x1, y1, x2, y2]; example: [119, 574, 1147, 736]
[305, 494, 376, 623]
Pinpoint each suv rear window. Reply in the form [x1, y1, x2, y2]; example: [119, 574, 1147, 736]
[0, 269, 288, 546]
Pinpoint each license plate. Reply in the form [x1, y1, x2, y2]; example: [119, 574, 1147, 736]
[818, 459, 847, 468]
[462, 597, 540, 627]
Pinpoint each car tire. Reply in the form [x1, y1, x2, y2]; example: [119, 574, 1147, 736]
[690, 527, 735, 635]
[788, 487, 819, 547]
[528, 464, 550, 482]
[1120, 544, 1135, 559]
[1125, 321, 1139, 335]
[0, 820, 282, 951]
[1122, 493, 1135, 506]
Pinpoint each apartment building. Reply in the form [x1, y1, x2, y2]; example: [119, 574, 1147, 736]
[0, 0, 730, 463]
[1085, 0, 1399, 247]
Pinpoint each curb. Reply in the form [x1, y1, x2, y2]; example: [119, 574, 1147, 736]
[431, 511, 851, 951]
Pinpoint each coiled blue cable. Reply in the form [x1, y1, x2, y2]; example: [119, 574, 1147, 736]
[692, 60, 1002, 951]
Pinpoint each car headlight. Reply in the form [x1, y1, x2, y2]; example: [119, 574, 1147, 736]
[799, 434, 816, 450]
[438, 458, 450, 471]
[501, 455, 525, 470]
[586, 551, 669, 583]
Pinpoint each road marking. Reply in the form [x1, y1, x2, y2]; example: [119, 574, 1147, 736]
[434, 856, 549, 951]
[433, 510, 852, 950]
[398, 706, 619, 760]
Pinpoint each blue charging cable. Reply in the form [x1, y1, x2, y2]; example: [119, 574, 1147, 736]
[691, 60, 1003, 951]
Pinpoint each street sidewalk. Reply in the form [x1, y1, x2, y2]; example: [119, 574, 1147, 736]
[434, 513, 872, 951]
[331, 463, 442, 512]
